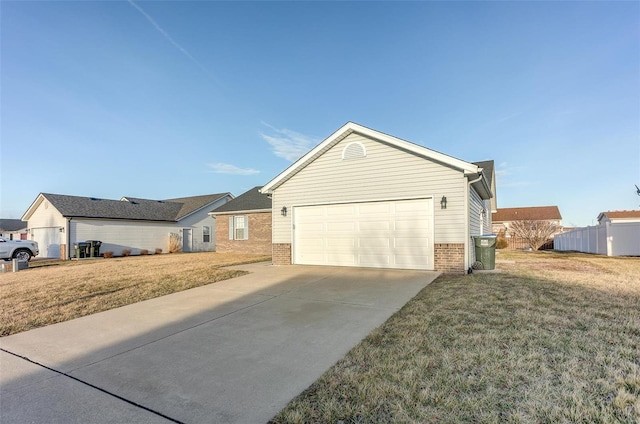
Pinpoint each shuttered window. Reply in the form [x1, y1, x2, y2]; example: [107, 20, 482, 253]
[228, 216, 249, 240]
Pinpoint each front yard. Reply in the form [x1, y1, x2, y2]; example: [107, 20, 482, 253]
[272, 251, 640, 423]
[0, 252, 270, 336]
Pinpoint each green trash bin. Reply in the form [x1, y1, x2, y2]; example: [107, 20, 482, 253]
[87, 240, 102, 257]
[74, 242, 90, 259]
[474, 235, 496, 270]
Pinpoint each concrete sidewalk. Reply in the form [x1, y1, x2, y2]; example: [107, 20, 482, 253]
[1, 263, 439, 423]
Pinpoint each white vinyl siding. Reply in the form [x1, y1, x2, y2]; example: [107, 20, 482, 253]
[71, 219, 176, 256]
[25, 199, 66, 258]
[272, 132, 466, 244]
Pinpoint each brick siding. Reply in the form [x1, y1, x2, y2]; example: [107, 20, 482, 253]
[272, 243, 292, 265]
[215, 212, 272, 255]
[434, 243, 465, 274]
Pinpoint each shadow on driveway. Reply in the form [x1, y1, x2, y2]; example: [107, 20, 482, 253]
[1, 263, 439, 423]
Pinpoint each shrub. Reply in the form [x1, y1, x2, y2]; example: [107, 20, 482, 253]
[168, 233, 182, 253]
[103, 251, 114, 259]
[121, 249, 132, 257]
[140, 249, 149, 255]
[496, 237, 509, 249]
[155, 248, 163, 254]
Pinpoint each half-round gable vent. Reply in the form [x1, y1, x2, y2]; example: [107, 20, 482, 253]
[341, 142, 366, 160]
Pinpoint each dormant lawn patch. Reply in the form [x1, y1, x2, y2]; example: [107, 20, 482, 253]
[271, 251, 640, 423]
[0, 252, 270, 336]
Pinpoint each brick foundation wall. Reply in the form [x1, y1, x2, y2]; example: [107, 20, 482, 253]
[215, 212, 272, 255]
[434, 243, 465, 274]
[272, 243, 292, 265]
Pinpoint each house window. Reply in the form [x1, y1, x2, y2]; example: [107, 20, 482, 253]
[203, 226, 211, 243]
[229, 216, 249, 240]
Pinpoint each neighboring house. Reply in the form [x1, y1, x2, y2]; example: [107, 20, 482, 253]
[492, 206, 562, 250]
[209, 186, 272, 255]
[21, 192, 233, 259]
[260, 122, 496, 274]
[492, 206, 563, 236]
[597, 210, 640, 224]
[0, 219, 28, 240]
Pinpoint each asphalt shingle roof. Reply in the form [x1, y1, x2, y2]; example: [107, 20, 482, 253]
[41, 192, 230, 222]
[0, 219, 26, 232]
[492, 206, 562, 222]
[211, 186, 271, 214]
[473, 160, 494, 188]
[600, 210, 640, 219]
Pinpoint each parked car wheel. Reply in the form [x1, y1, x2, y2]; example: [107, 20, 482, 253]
[13, 249, 32, 262]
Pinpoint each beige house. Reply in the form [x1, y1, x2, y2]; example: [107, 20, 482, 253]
[260, 122, 496, 274]
[597, 210, 640, 224]
[492, 206, 563, 237]
[210, 187, 272, 255]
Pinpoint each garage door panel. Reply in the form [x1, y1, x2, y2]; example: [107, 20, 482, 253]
[327, 205, 355, 217]
[294, 199, 433, 270]
[326, 222, 355, 232]
[359, 220, 390, 231]
[326, 238, 355, 248]
[359, 203, 391, 214]
[359, 237, 391, 248]
[359, 255, 391, 267]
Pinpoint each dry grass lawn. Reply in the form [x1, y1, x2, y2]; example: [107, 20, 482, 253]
[271, 251, 640, 423]
[0, 252, 270, 336]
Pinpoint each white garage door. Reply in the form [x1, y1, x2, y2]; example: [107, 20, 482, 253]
[293, 198, 434, 270]
[32, 227, 62, 258]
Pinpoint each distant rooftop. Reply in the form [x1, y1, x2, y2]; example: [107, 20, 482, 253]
[27, 192, 231, 222]
[493, 206, 562, 222]
[211, 186, 271, 214]
[598, 210, 640, 220]
[0, 219, 27, 232]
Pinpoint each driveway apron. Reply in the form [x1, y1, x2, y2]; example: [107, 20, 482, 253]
[1, 262, 439, 423]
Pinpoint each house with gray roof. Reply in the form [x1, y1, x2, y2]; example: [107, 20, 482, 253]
[210, 186, 272, 255]
[21, 192, 233, 259]
[0, 219, 28, 240]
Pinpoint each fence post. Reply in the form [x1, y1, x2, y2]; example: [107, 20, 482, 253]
[605, 222, 612, 256]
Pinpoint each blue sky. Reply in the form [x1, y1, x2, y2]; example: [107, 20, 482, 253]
[1, 1, 638, 227]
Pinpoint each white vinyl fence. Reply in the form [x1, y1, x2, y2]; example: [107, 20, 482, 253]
[554, 222, 640, 256]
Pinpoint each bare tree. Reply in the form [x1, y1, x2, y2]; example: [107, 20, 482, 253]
[509, 220, 560, 251]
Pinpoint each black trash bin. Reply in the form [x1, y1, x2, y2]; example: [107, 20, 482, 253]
[474, 235, 497, 270]
[87, 240, 102, 257]
[74, 242, 90, 259]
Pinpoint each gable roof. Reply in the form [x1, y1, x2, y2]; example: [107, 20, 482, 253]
[0, 219, 27, 232]
[597, 210, 640, 221]
[260, 122, 493, 200]
[22, 192, 231, 222]
[492, 206, 562, 222]
[210, 186, 271, 214]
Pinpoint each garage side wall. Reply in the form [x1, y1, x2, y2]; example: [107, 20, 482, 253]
[71, 219, 176, 257]
[271, 132, 468, 269]
[468, 186, 490, 265]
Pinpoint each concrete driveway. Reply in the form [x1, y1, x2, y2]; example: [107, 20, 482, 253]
[1, 262, 439, 423]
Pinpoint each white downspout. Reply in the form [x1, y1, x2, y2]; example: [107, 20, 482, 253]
[466, 173, 484, 273]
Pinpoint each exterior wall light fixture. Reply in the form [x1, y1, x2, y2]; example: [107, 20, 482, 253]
[440, 196, 447, 210]
[281, 206, 287, 217]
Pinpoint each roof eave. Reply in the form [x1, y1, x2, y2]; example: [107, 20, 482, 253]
[209, 208, 272, 216]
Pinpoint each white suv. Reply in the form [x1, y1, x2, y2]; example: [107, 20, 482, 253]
[0, 237, 39, 262]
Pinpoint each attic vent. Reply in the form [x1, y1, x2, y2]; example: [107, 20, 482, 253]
[341, 142, 366, 160]
[130, 201, 138, 205]
[90, 197, 100, 201]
